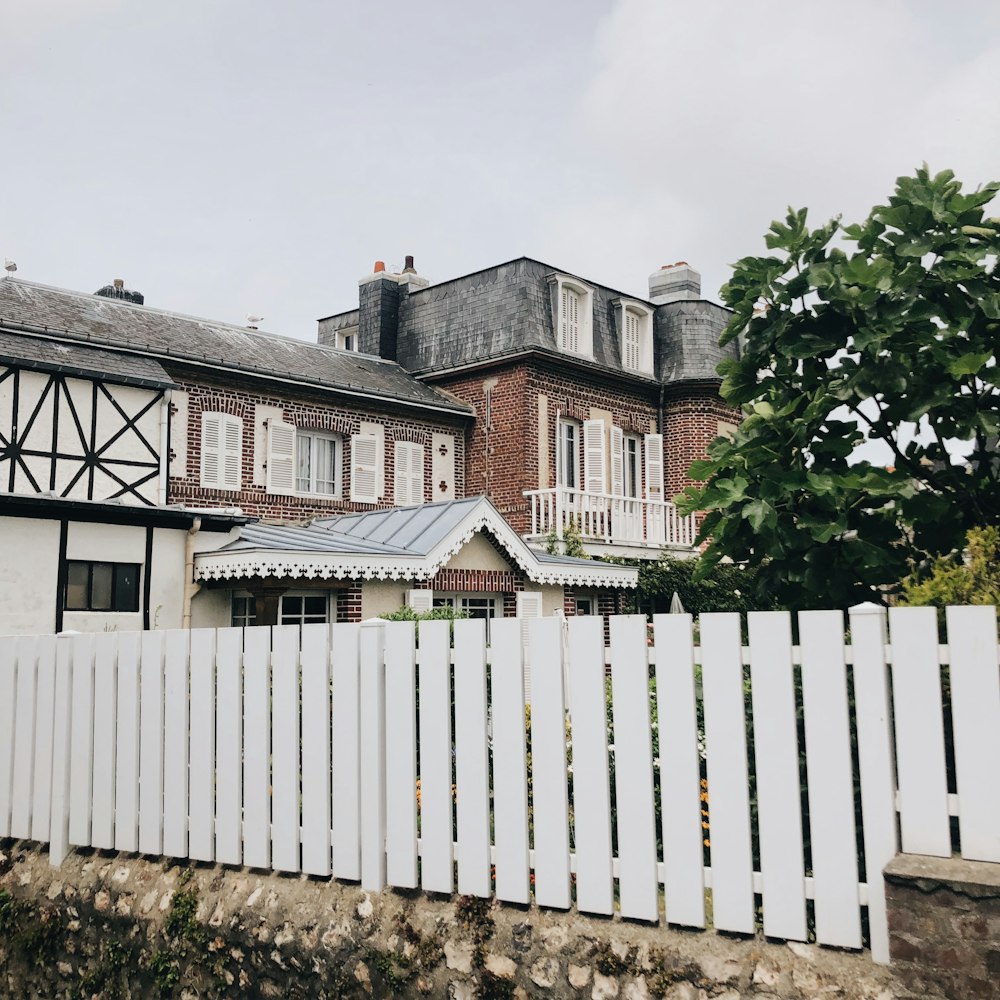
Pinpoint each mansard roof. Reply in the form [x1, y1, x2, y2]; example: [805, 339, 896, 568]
[195, 495, 639, 589]
[0, 278, 472, 416]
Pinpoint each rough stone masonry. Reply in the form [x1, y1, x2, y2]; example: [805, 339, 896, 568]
[0, 840, 917, 1000]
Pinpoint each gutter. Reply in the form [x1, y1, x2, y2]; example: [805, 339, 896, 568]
[182, 516, 202, 629]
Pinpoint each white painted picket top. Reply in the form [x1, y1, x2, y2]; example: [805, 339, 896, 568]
[1, 605, 999, 968]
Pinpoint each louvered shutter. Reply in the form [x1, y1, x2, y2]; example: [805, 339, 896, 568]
[624, 312, 640, 370]
[610, 425, 625, 497]
[583, 419, 606, 494]
[408, 443, 424, 505]
[222, 416, 242, 489]
[645, 432, 664, 498]
[407, 589, 433, 613]
[394, 441, 425, 506]
[516, 591, 543, 704]
[565, 289, 580, 352]
[559, 287, 568, 349]
[200, 413, 222, 487]
[266, 419, 296, 495]
[351, 434, 379, 502]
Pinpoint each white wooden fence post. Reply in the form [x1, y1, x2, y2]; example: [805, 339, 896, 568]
[360, 618, 387, 892]
[49, 633, 76, 867]
[849, 601, 898, 966]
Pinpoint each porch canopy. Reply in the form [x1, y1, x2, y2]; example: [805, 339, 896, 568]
[194, 495, 639, 594]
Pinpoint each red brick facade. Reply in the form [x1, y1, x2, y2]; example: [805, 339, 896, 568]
[166, 370, 468, 520]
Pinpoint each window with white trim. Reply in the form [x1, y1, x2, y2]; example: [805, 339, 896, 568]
[557, 418, 580, 489]
[335, 327, 359, 352]
[624, 434, 642, 498]
[433, 593, 499, 639]
[619, 302, 654, 375]
[200, 412, 242, 490]
[394, 440, 425, 506]
[550, 275, 594, 357]
[231, 591, 331, 627]
[296, 430, 342, 496]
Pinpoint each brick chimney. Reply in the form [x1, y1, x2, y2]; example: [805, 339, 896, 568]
[648, 262, 701, 305]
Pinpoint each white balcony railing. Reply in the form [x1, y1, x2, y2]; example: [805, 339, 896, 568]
[524, 487, 698, 550]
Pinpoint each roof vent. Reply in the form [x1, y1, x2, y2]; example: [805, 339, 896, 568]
[95, 278, 144, 305]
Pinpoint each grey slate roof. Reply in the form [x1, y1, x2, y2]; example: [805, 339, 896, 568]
[0, 278, 472, 415]
[0, 329, 173, 388]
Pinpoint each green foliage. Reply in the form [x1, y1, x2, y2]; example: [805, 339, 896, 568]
[901, 526, 1000, 611]
[629, 555, 777, 616]
[381, 604, 468, 623]
[544, 517, 589, 559]
[678, 166, 1000, 609]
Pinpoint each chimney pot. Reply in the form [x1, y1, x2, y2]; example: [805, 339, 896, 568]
[113, 278, 124, 288]
[403, 255, 415, 273]
[374, 260, 386, 273]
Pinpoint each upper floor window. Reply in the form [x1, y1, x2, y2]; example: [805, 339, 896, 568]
[557, 418, 580, 489]
[335, 327, 359, 352]
[549, 274, 594, 357]
[297, 431, 342, 496]
[394, 440, 425, 506]
[201, 412, 242, 490]
[619, 301, 654, 375]
[66, 561, 140, 613]
[623, 434, 642, 498]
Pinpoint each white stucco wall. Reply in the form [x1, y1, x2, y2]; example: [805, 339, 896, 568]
[361, 580, 408, 620]
[0, 517, 61, 635]
[442, 532, 514, 572]
[540, 584, 566, 616]
[189, 587, 231, 629]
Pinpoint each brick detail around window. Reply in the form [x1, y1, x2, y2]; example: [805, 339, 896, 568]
[429, 569, 520, 593]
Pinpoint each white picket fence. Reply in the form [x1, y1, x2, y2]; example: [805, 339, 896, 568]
[1, 606, 999, 967]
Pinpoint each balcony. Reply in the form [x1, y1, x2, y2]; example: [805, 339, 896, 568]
[524, 487, 698, 558]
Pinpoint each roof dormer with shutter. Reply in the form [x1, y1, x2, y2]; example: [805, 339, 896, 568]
[547, 273, 594, 358]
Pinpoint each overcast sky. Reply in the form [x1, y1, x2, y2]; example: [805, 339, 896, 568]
[3, 0, 999, 341]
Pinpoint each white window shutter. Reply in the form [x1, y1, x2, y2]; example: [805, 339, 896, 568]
[517, 591, 543, 705]
[624, 312, 640, 370]
[408, 443, 424, 505]
[222, 416, 242, 490]
[610, 425, 625, 497]
[645, 432, 664, 498]
[583, 419, 606, 494]
[351, 434, 379, 502]
[394, 440, 411, 504]
[200, 413, 222, 488]
[266, 419, 296, 495]
[566, 289, 579, 352]
[559, 287, 568, 349]
[407, 589, 433, 613]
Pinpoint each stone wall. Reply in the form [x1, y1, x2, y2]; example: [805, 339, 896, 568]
[885, 853, 1000, 999]
[0, 841, 908, 1000]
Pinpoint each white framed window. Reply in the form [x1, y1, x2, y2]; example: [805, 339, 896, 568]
[231, 591, 331, 627]
[557, 418, 580, 489]
[433, 593, 500, 640]
[394, 440, 425, 506]
[296, 430, 342, 496]
[232, 594, 256, 627]
[549, 274, 594, 357]
[335, 327, 359, 352]
[201, 412, 242, 490]
[624, 434, 642, 498]
[618, 301, 654, 375]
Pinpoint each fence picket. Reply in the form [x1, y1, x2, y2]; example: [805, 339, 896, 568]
[566, 616, 613, 916]
[188, 628, 215, 862]
[799, 610, 861, 948]
[243, 626, 271, 869]
[10, 636, 38, 840]
[888, 607, 951, 856]
[271, 626, 301, 873]
[454, 618, 491, 897]
[300, 623, 332, 877]
[849, 602, 898, 965]
[747, 612, 807, 942]
[214, 628, 243, 865]
[138, 631, 166, 856]
[654, 614, 705, 929]
[360, 620, 387, 891]
[114, 631, 140, 852]
[529, 616, 571, 909]
[490, 618, 530, 905]
[0, 637, 16, 838]
[418, 619, 453, 894]
[699, 613, 754, 934]
[30, 635, 57, 843]
[68, 634, 96, 848]
[162, 630, 190, 859]
[609, 615, 659, 922]
[945, 605, 1000, 863]
[49, 637, 74, 866]
[91, 634, 118, 850]
[331, 623, 361, 880]
[385, 621, 417, 888]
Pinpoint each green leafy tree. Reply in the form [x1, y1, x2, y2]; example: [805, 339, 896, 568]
[901, 526, 1000, 612]
[679, 167, 1000, 609]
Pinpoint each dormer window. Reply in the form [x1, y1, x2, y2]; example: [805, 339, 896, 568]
[549, 274, 594, 357]
[335, 326, 358, 352]
[618, 300, 654, 375]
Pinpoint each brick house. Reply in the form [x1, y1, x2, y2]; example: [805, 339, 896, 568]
[0, 276, 638, 633]
[318, 256, 740, 578]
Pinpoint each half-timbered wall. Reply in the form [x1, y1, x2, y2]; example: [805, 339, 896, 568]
[0, 366, 164, 506]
